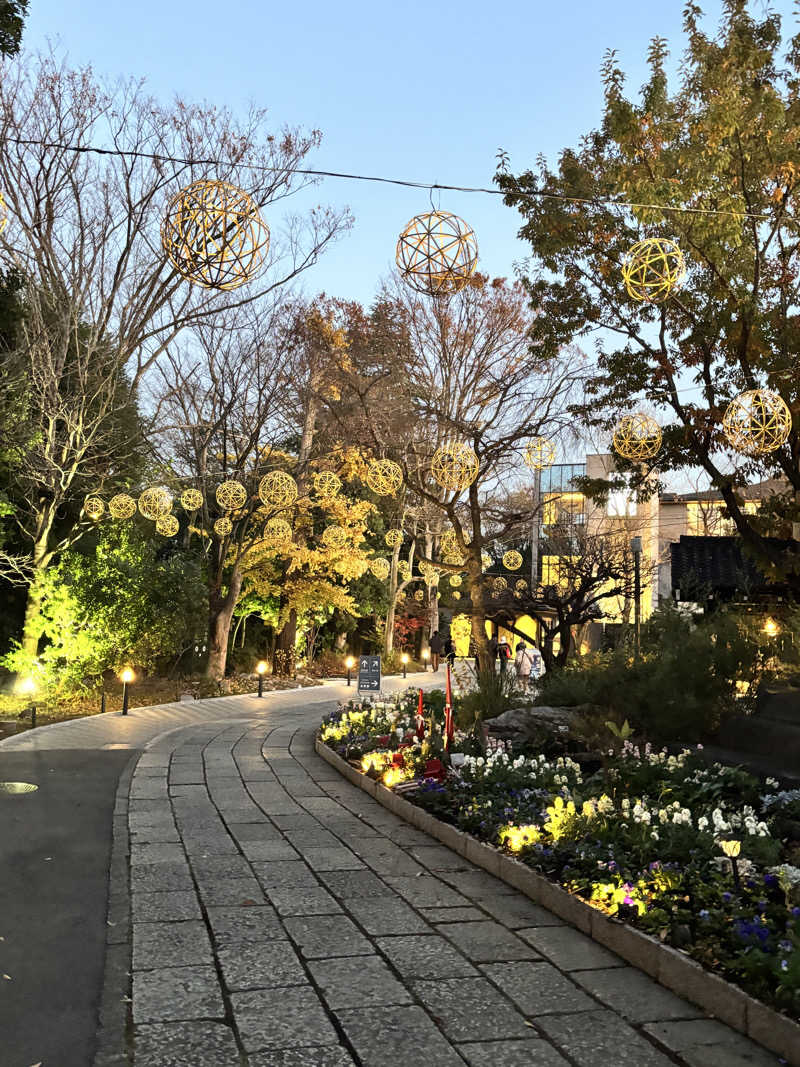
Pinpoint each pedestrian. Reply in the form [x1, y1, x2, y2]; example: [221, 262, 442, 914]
[443, 635, 456, 668]
[497, 636, 511, 673]
[530, 640, 544, 684]
[514, 641, 535, 693]
[489, 635, 498, 670]
[429, 629, 442, 672]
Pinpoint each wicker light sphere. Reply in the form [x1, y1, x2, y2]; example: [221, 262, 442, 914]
[523, 437, 556, 472]
[370, 557, 391, 580]
[266, 517, 292, 542]
[414, 588, 425, 601]
[443, 551, 466, 568]
[214, 516, 232, 537]
[503, 550, 523, 571]
[621, 237, 686, 303]
[156, 514, 180, 537]
[440, 529, 458, 553]
[398, 559, 411, 578]
[449, 574, 463, 588]
[396, 211, 478, 295]
[612, 412, 662, 461]
[313, 471, 341, 499]
[216, 480, 247, 511]
[515, 579, 528, 593]
[259, 471, 299, 508]
[138, 487, 173, 520]
[365, 458, 403, 496]
[0, 192, 8, 237]
[385, 528, 403, 548]
[321, 524, 348, 549]
[180, 488, 203, 511]
[161, 179, 270, 291]
[108, 493, 137, 520]
[492, 576, 508, 594]
[431, 442, 479, 492]
[83, 496, 105, 521]
[722, 389, 792, 455]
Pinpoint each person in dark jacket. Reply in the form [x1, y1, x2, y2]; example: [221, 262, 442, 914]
[443, 635, 456, 668]
[429, 630, 442, 672]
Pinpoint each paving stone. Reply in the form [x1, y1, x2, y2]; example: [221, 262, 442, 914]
[537, 1010, 677, 1066]
[319, 869, 394, 899]
[376, 934, 479, 979]
[250, 860, 319, 888]
[413, 976, 533, 1041]
[421, 906, 486, 924]
[437, 869, 518, 897]
[309, 954, 413, 1008]
[477, 893, 565, 929]
[409, 844, 478, 871]
[679, 1047, 782, 1067]
[347, 839, 426, 877]
[217, 940, 307, 991]
[130, 843, 187, 866]
[232, 986, 339, 1052]
[643, 1019, 781, 1063]
[248, 1049, 354, 1067]
[227, 821, 284, 841]
[335, 1005, 465, 1066]
[192, 856, 253, 880]
[385, 875, 472, 908]
[132, 891, 202, 923]
[271, 813, 325, 830]
[458, 1040, 571, 1066]
[180, 835, 240, 854]
[196, 877, 266, 906]
[130, 825, 181, 844]
[519, 925, 624, 970]
[205, 904, 285, 944]
[574, 967, 703, 1023]
[298, 846, 365, 871]
[283, 828, 341, 848]
[132, 1021, 240, 1066]
[284, 914, 373, 958]
[133, 965, 225, 1023]
[130, 862, 194, 894]
[238, 840, 300, 862]
[346, 898, 431, 936]
[441, 920, 539, 962]
[481, 961, 596, 1015]
[266, 885, 343, 916]
[133, 921, 213, 970]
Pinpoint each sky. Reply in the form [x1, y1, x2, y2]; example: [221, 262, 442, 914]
[20, 0, 777, 308]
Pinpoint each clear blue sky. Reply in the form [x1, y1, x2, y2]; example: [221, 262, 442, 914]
[23, 0, 792, 307]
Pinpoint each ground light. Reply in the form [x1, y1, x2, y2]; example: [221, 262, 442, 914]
[719, 839, 742, 890]
[256, 660, 267, 698]
[422, 649, 430, 671]
[17, 675, 37, 727]
[401, 652, 409, 679]
[763, 617, 779, 637]
[345, 656, 355, 686]
[119, 667, 134, 716]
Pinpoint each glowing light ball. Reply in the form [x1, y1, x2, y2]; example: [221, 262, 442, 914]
[452, 590, 461, 600]
[83, 496, 105, 521]
[515, 579, 528, 593]
[161, 179, 270, 291]
[109, 493, 136, 520]
[385, 528, 403, 548]
[414, 588, 424, 601]
[369, 557, 390, 580]
[492, 576, 508, 593]
[321, 524, 348, 549]
[156, 514, 179, 536]
[216, 480, 247, 510]
[440, 528, 457, 553]
[503, 550, 522, 571]
[612, 412, 662, 461]
[722, 389, 792, 455]
[365, 458, 403, 496]
[266, 517, 292, 542]
[180, 488, 203, 511]
[396, 211, 478, 295]
[431, 442, 479, 492]
[214, 516, 232, 537]
[259, 471, 298, 508]
[523, 437, 556, 472]
[138, 487, 172, 520]
[313, 470, 341, 498]
[621, 237, 686, 303]
[449, 574, 462, 587]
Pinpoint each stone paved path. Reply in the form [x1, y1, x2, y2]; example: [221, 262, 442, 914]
[114, 712, 782, 1067]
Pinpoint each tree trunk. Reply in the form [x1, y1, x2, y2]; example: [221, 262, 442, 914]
[19, 521, 55, 660]
[206, 568, 242, 681]
[468, 560, 491, 671]
[274, 607, 297, 676]
[384, 541, 402, 656]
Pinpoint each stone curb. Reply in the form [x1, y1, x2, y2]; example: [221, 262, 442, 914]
[92, 751, 138, 1067]
[315, 737, 800, 1066]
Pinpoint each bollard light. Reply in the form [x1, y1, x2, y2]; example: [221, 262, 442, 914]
[401, 652, 409, 679]
[119, 668, 135, 716]
[345, 655, 355, 686]
[719, 839, 742, 890]
[422, 649, 430, 671]
[256, 660, 267, 698]
[17, 676, 37, 728]
[763, 617, 779, 637]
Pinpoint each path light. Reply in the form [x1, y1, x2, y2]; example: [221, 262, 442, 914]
[119, 668, 134, 716]
[345, 655, 355, 687]
[17, 676, 37, 728]
[763, 617, 779, 637]
[719, 839, 742, 890]
[422, 649, 430, 670]
[256, 660, 267, 698]
[401, 652, 409, 679]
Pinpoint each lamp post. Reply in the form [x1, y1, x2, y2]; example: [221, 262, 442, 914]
[401, 652, 409, 679]
[345, 656, 355, 687]
[119, 668, 134, 716]
[630, 536, 642, 660]
[256, 660, 267, 698]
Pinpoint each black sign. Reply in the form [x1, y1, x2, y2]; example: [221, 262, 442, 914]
[358, 654, 381, 692]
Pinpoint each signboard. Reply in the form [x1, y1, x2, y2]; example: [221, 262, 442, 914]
[358, 654, 381, 692]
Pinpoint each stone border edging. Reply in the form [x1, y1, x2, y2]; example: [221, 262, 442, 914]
[315, 736, 800, 1067]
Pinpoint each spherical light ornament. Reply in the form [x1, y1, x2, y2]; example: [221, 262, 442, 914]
[523, 437, 556, 472]
[452, 590, 461, 601]
[0, 191, 8, 237]
[449, 574, 462, 588]
[370, 557, 390, 581]
[443, 550, 466, 567]
[161, 179, 270, 291]
[492, 576, 508, 593]
[385, 528, 403, 548]
[621, 237, 686, 303]
[431, 442, 479, 492]
[266, 517, 292, 542]
[83, 496, 105, 521]
[216, 480, 247, 511]
[156, 514, 179, 537]
[398, 559, 411, 579]
[109, 493, 136, 520]
[322, 524, 348, 549]
[180, 488, 203, 511]
[138, 487, 172, 520]
[440, 529, 458, 553]
[414, 588, 425, 601]
[313, 471, 341, 499]
[515, 579, 528, 593]
[259, 471, 298, 508]
[722, 389, 792, 455]
[612, 413, 662, 461]
[396, 211, 478, 295]
[503, 550, 523, 571]
[214, 516, 232, 537]
[365, 459, 403, 496]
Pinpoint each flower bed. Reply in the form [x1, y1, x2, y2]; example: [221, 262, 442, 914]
[320, 689, 800, 1021]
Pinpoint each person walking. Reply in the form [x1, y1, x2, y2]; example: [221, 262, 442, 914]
[514, 641, 535, 693]
[429, 630, 442, 672]
[497, 635, 511, 673]
[489, 635, 498, 672]
[443, 634, 456, 669]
